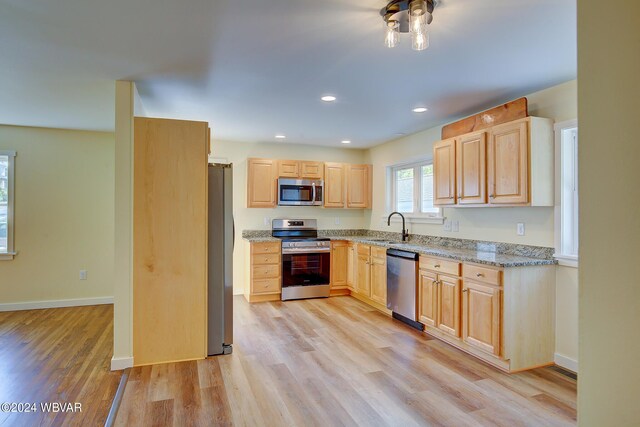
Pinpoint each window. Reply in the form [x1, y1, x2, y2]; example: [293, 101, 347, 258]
[0, 151, 16, 260]
[554, 121, 578, 266]
[389, 160, 442, 222]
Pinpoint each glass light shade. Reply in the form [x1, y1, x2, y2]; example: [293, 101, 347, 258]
[384, 20, 400, 48]
[412, 30, 429, 51]
[409, 0, 428, 34]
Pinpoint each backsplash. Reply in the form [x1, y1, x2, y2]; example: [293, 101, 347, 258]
[242, 229, 555, 259]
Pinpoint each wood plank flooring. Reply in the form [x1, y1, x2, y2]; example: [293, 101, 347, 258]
[0, 304, 121, 426]
[115, 296, 576, 426]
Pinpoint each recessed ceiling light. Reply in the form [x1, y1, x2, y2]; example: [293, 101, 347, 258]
[275, 134, 286, 139]
[413, 107, 428, 113]
[321, 95, 337, 102]
[341, 140, 351, 144]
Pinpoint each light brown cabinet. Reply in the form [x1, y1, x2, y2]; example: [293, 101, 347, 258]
[278, 160, 300, 178]
[346, 242, 355, 289]
[433, 117, 553, 207]
[418, 270, 438, 327]
[462, 280, 501, 356]
[278, 160, 324, 179]
[244, 241, 282, 302]
[370, 254, 387, 305]
[418, 257, 462, 340]
[324, 162, 346, 208]
[437, 275, 462, 338]
[356, 253, 371, 296]
[353, 244, 387, 308]
[133, 117, 209, 366]
[433, 138, 457, 205]
[247, 158, 277, 208]
[457, 131, 487, 205]
[346, 164, 372, 208]
[330, 241, 348, 290]
[300, 161, 324, 179]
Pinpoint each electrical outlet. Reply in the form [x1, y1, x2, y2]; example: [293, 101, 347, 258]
[334, 217, 340, 225]
[452, 220, 459, 232]
[263, 217, 271, 226]
[79, 270, 88, 280]
[517, 223, 525, 236]
[444, 220, 452, 232]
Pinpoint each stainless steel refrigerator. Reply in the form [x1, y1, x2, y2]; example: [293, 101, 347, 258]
[208, 163, 233, 356]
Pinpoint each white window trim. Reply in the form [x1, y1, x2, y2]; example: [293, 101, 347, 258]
[0, 151, 16, 260]
[385, 157, 445, 225]
[553, 119, 578, 268]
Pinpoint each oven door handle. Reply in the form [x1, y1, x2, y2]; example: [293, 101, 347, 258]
[282, 248, 331, 255]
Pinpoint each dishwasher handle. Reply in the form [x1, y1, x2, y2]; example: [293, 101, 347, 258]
[386, 249, 419, 260]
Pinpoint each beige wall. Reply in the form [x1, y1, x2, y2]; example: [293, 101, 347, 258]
[0, 125, 114, 305]
[364, 80, 576, 247]
[578, 1, 640, 425]
[211, 140, 368, 295]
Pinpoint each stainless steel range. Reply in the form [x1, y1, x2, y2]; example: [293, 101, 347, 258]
[272, 219, 331, 301]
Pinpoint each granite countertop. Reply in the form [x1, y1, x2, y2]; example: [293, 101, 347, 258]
[242, 231, 556, 268]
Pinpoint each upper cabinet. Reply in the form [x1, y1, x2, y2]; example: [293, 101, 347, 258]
[434, 138, 457, 205]
[247, 158, 277, 208]
[324, 162, 346, 208]
[247, 158, 372, 209]
[434, 117, 553, 207]
[278, 160, 324, 179]
[346, 164, 372, 209]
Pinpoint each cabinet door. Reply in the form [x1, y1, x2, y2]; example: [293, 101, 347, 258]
[418, 270, 438, 327]
[346, 243, 355, 289]
[462, 281, 501, 356]
[300, 161, 324, 179]
[457, 132, 487, 205]
[370, 256, 387, 305]
[346, 164, 372, 208]
[278, 160, 300, 178]
[247, 158, 277, 208]
[437, 275, 461, 338]
[324, 162, 346, 208]
[433, 138, 457, 205]
[330, 242, 348, 289]
[488, 120, 528, 205]
[355, 254, 371, 296]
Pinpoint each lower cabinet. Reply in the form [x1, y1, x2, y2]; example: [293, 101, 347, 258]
[418, 256, 555, 373]
[355, 252, 371, 296]
[244, 241, 282, 302]
[330, 241, 348, 290]
[351, 244, 388, 311]
[462, 280, 501, 356]
[346, 242, 355, 289]
[370, 254, 387, 305]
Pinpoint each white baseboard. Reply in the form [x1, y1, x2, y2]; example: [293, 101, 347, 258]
[0, 296, 114, 312]
[554, 353, 578, 373]
[111, 356, 134, 371]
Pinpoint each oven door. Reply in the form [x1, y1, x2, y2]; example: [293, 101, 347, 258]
[278, 178, 323, 206]
[282, 251, 331, 288]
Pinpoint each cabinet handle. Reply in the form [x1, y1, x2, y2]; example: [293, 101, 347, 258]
[434, 264, 441, 268]
[462, 289, 469, 293]
[476, 273, 484, 277]
[489, 194, 495, 199]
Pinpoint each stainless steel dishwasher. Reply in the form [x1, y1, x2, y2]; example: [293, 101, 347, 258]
[387, 249, 424, 331]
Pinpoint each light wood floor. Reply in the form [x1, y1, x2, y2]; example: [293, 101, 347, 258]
[0, 304, 121, 426]
[115, 296, 576, 426]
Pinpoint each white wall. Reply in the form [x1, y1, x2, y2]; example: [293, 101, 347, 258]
[210, 139, 368, 295]
[0, 125, 114, 307]
[578, 1, 640, 424]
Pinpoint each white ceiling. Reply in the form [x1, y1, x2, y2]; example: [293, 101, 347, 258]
[0, 0, 576, 147]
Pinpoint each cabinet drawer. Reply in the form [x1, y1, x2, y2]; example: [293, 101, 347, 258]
[251, 242, 280, 255]
[463, 264, 502, 286]
[252, 264, 281, 279]
[371, 246, 387, 259]
[419, 256, 461, 277]
[357, 244, 371, 256]
[253, 253, 280, 265]
[252, 278, 281, 294]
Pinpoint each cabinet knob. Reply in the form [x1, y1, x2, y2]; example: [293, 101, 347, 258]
[489, 194, 495, 199]
[476, 273, 484, 277]
[462, 289, 469, 293]
[434, 264, 441, 268]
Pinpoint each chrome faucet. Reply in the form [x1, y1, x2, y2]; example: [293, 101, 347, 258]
[387, 212, 409, 242]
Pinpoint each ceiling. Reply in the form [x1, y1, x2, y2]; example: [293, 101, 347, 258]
[0, 0, 576, 148]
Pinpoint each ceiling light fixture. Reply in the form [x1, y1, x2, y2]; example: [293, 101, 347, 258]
[381, 0, 434, 51]
[275, 134, 286, 139]
[341, 140, 351, 144]
[412, 107, 428, 113]
[321, 95, 337, 102]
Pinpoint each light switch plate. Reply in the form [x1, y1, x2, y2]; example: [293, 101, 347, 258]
[444, 220, 452, 232]
[452, 220, 459, 232]
[517, 223, 525, 236]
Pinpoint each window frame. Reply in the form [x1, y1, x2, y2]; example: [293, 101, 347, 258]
[0, 150, 16, 260]
[385, 157, 444, 225]
[554, 120, 578, 267]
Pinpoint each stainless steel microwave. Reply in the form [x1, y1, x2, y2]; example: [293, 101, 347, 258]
[277, 178, 323, 206]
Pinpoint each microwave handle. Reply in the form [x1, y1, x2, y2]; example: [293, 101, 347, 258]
[312, 182, 316, 203]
